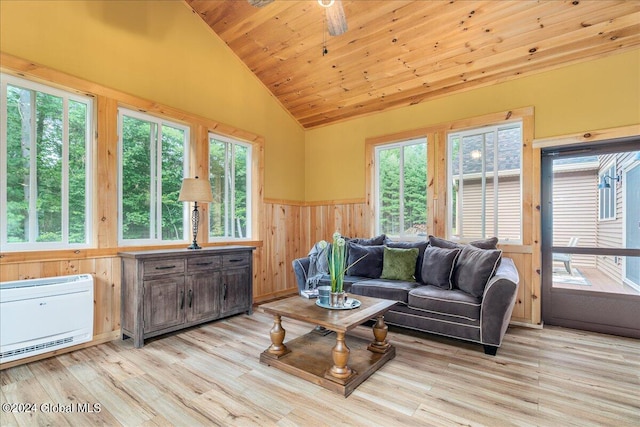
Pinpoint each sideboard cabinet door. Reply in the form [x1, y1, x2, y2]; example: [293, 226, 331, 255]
[221, 268, 250, 316]
[143, 276, 186, 333]
[187, 271, 222, 323]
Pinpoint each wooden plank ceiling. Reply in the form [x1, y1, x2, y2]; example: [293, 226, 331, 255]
[186, 0, 640, 129]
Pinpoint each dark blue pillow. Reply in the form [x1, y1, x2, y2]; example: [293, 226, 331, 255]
[346, 243, 385, 278]
[349, 234, 388, 246]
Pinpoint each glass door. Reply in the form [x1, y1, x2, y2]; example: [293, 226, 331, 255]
[541, 139, 640, 338]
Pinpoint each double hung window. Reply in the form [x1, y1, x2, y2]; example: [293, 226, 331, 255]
[209, 133, 251, 240]
[448, 123, 523, 243]
[374, 138, 427, 238]
[1, 74, 93, 250]
[118, 109, 189, 245]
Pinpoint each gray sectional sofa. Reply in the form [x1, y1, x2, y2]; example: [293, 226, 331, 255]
[293, 235, 519, 355]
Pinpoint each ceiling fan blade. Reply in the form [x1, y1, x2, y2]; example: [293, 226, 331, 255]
[325, 0, 347, 36]
[248, 0, 274, 7]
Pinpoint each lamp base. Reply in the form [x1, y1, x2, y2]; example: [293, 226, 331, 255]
[187, 241, 202, 250]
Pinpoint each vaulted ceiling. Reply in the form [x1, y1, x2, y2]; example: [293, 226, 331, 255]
[185, 0, 640, 129]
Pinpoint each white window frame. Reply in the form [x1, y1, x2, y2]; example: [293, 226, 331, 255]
[0, 74, 94, 251]
[374, 137, 427, 240]
[598, 160, 617, 221]
[208, 132, 252, 241]
[447, 122, 523, 244]
[117, 108, 190, 246]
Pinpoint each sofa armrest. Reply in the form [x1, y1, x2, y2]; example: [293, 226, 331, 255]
[292, 257, 311, 293]
[480, 257, 520, 347]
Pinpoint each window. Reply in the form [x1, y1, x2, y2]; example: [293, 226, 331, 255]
[375, 138, 427, 238]
[448, 123, 522, 243]
[1, 74, 93, 250]
[209, 133, 251, 240]
[118, 109, 189, 245]
[598, 161, 616, 221]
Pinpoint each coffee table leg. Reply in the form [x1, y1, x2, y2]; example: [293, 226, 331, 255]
[368, 315, 392, 353]
[328, 331, 353, 379]
[267, 314, 289, 356]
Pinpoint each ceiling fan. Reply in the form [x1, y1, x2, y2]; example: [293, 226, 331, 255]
[247, 0, 348, 36]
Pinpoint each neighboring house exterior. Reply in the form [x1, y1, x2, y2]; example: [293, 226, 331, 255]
[596, 152, 640, 290]
[457, 148, 639, 291]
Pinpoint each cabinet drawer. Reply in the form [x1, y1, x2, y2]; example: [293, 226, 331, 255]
[222, 253, 250, 268]
[143, 258, 185, 277]
[187, 256, 222, 272]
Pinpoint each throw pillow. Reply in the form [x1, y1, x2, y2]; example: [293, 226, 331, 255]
[428, 235, 499, 250]
[387, 240, 429, 281]
[349, 234, 388, 246]
[469, 237, 499, 250]
[453, 245, 502, 298]
[428, 235, 460, 249]
[420, 246, 461, 289]
[380, 247, 419, 281]
[346, 243, 385, 278]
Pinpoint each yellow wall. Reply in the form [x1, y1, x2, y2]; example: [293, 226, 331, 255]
[0, 0, 305, 201]
[305, 49, 640, 202]
[1, 1, 639, 204]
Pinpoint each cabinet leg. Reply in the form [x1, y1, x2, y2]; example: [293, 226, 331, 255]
[267, 315, 289, 357]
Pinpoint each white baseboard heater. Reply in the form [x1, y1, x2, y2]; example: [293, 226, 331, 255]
[0, 274, 94, 363]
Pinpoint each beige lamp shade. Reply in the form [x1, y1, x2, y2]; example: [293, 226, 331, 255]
[178, 177, 213, 203]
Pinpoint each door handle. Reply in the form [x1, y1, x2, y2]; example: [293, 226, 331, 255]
[223, 283, 227, 300]
[188, 289, 193, 308]
[180, 290, 185, 310]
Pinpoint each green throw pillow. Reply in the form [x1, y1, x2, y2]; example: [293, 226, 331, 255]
[380, 247, 419, 281]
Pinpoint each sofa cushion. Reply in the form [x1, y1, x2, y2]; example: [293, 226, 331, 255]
[428, 235, 499, 250]
[380, 247, 419, 281]
[386, 240, 429, 282]
[350, 279, 420, 303]
[346, 243, 384, 278]
[420, 246, 461, 289]
[453, 245, 502, 298]
[408, 285, 481, 321]
[349, 234, 388, 246]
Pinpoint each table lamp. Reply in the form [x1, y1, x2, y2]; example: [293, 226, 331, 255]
[178, 176, 213, 249]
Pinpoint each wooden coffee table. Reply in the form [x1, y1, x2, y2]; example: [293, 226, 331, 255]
[259, 295, 397, 397]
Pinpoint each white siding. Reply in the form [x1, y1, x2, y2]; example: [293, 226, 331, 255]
[552, 169, 598, 268]
[595, 153, 631, 282]
[460, 176, 520, 241]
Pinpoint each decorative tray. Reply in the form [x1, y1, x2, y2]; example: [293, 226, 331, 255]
[315, 298, 361, 310]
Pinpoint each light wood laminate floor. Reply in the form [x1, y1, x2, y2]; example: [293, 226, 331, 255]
[1, 310, 639, 426]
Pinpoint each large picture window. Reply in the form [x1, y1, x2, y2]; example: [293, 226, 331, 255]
[448, 123, 522, 243]
[118, 109, 189, 245]
[375, 138, 427, 238]
[1, 74, 93, 250]
[209, 133, 251, 240]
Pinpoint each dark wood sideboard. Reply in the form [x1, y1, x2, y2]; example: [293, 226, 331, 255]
[119, 246, 255, 347]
